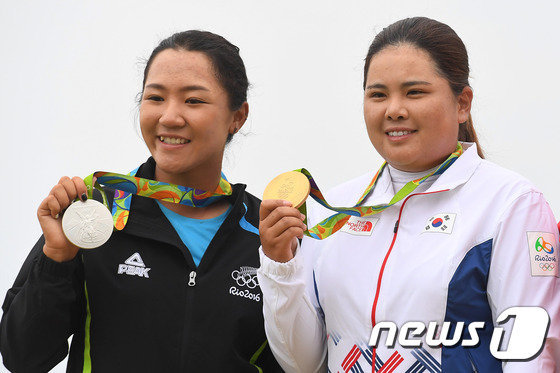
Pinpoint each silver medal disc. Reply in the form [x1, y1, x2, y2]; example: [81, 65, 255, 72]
[62, 199, 114, 249]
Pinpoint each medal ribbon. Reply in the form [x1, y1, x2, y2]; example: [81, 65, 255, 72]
[83, 172, 232, 231]
[298, 142, 463, 240]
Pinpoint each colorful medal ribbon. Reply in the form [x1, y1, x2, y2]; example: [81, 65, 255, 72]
[299, 142, 463, 240]
[83, 172, 232, 231]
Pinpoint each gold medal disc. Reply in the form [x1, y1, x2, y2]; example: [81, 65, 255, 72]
[263, 171, 310, 208]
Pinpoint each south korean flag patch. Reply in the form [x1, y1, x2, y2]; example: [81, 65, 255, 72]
[423, 213, 456, 234]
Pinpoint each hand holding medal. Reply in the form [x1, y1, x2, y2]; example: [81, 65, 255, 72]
[260, 171, 310, 263]
[37, 176, 92, 262]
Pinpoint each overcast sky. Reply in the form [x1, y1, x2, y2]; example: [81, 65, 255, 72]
[1, 1, 559, 371]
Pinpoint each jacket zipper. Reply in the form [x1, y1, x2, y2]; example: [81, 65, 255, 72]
[370, 189, 449, 373]
[181, 270, 197, 368]
[188, 271, 196, 286]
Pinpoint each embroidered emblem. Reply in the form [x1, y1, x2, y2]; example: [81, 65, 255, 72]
[423, 213, 456, 234]
[117, 252, 151, 278]
[229, 266, 261, 302]
[340, 216, 379, 236]
[231, 266, 259, 289]
[527, 232, 559, 277]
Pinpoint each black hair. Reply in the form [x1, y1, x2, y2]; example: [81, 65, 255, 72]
[142, 30, 249, 143]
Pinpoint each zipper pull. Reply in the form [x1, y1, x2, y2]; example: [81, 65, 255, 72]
[188, 271, 196, 287]
[393, 220, 399, 233]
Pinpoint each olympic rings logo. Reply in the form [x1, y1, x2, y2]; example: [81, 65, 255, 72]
[231, 266, 259, 289]
[535, 237, 554, 254]
[539, 263, 555, 271]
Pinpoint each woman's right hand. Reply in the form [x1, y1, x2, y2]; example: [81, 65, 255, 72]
[259, 200, 307, 263]
[37, 176, 88, 262]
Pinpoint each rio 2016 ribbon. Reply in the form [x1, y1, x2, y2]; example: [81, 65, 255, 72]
[83, 172, 232, 231]
[298, 142, 464, 240]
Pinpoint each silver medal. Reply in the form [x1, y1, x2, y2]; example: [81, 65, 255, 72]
[62, 199, 113, 249]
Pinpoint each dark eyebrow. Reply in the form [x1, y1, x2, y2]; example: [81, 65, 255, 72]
[365, 81, 432, 90]
[402, 81, 431, 87]
[144, 83, 210, 92]
[366, 83, 387, 90]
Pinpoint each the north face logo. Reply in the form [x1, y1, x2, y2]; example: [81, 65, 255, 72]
[117, 252, 151, 278]
[347, 220, 373, 232]
[340, 216, 378, 236]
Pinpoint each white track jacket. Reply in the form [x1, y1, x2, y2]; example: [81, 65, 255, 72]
[258, 143, 560, 373]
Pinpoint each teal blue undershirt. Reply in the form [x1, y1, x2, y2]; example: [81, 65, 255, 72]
[157, 202, 232, 266]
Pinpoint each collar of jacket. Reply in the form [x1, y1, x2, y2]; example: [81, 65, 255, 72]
[424, 141, 482, 193]
[118, 157, 249, 249]
[365, 142, 482, 205]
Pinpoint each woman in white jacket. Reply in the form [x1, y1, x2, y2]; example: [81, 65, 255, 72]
[258, 17, 560, 373]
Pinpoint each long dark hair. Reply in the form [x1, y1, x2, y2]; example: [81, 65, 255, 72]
[364, 17, 484, 158]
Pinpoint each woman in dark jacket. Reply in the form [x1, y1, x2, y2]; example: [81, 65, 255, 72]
[1, 30, 281, 373]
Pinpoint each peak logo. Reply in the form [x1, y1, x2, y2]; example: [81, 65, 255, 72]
[117, 252, 151, 278]
[369, 307, 549, 360]
[341, 217, 378, 236]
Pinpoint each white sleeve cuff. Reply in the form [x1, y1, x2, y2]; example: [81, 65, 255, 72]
[258, 241, 302, 278]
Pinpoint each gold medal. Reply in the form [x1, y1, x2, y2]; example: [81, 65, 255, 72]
[263, 171, 310, 208]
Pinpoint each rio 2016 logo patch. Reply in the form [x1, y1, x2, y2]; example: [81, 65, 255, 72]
[527, 232, 559, 277]
[229, 266, 261, 302]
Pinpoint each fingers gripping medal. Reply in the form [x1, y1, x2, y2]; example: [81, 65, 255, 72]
[62, 199, 114, 249]
[263, 171, 311, 208]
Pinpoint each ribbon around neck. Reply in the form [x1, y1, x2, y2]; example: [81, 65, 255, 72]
[83, 172, 232, 231]
[298, 142, 464, 240]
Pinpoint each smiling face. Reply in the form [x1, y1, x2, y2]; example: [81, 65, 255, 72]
[363, 44, 471, 172]
[139, 48, 247, 186]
